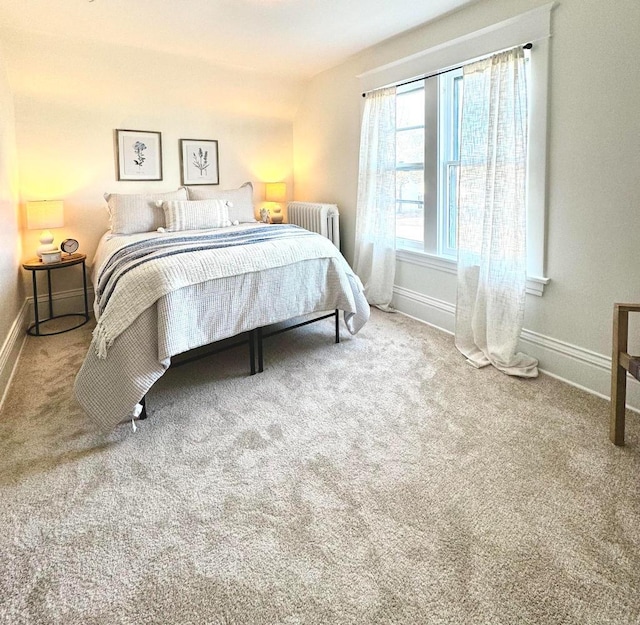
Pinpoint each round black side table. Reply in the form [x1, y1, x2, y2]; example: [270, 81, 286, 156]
[22, 253, 90, 336]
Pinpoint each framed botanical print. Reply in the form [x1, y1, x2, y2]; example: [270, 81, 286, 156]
[115, 129, 163, 181]
[180, 139, 219, 185]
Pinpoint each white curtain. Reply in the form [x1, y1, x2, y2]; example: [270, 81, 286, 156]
[455, 48, 538, 377]
[353, 87, 397, 310]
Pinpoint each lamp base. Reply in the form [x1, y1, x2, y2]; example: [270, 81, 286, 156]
[36, 243, 58, 259]
[36, 230, 56, 259]
[36, 243, 58, 258]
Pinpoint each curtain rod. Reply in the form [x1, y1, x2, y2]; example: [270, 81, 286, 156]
[361, 42, 532, 98]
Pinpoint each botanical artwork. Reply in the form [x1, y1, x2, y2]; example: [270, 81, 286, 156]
[180, 139, 219, 185]
[192, 148, 210, 176]
[116, 129, 162, 181]
[133, 141, 147, 169]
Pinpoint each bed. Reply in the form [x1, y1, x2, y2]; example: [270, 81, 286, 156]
[73, 184, 370, 431]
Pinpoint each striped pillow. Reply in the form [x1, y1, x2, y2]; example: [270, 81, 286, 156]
[161, 199, 231, 231]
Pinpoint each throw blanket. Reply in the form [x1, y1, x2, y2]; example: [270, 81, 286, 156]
[92, 225, 329, 359]
[96, 225, 313, 313]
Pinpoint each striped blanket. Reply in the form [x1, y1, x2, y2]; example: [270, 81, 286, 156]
[95, 225, 313, 315]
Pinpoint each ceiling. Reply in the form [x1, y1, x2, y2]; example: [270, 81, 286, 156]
[0, 0, 476, 79]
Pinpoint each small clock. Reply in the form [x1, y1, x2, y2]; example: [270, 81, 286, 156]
[60, 238, 79, 256]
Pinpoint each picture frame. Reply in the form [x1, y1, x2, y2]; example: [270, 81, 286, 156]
[180, 139, 219, 186]
[115, 129, 163, 181]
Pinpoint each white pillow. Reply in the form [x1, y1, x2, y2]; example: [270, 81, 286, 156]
[186, 182, 255, 223]
[161, 199, 231, 232]
[105, 188, 188, 234]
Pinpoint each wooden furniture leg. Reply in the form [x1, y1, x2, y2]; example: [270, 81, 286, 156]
[611, 304, 628, 445]
[610, 303, 640, 445]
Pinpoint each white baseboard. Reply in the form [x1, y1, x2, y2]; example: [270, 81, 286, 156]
[27, 286, 94, 320]
[393, 285, 456, 333]
[0, 301, 29, 412]
[392, 285, 640, 411]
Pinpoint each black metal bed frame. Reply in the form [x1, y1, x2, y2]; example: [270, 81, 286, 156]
[138, 309, 340, 420]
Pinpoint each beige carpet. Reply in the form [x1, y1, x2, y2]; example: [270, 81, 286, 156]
[1, 309, 639, 624]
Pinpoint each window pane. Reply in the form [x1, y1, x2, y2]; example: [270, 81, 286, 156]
[396, 86, 424, 128]
[396, 169, 424, 243]
[438, 68, 464, 257]
[397, 128, 424, 166]
[396, 82, 425, 249]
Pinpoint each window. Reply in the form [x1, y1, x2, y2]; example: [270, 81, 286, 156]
[396, 54, 533, 264]
[395, 67, 472, 260]
[360, 3, 551, 292]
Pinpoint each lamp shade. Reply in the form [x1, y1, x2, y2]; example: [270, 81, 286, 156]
[265, 182, 286, 204]
[26, 200, 64, 230]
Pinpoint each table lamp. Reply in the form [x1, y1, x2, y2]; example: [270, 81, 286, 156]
[265, 182, 286, 224]
[26, 200, 64, 258]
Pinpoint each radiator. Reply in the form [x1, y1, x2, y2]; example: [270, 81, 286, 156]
[287, 202, 340, 249]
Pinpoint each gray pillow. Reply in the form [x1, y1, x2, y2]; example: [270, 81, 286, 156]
[186, 182, 255, 223]
[105, 188, 188, 234]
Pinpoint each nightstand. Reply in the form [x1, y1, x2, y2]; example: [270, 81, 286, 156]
[22, 253, 90, 336]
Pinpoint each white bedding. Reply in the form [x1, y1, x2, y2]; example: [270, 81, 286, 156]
[74, 224, 370, 431]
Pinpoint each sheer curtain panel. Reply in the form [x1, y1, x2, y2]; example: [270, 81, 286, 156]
[455, 48, 538, 377]
[354, 87, 397, 310]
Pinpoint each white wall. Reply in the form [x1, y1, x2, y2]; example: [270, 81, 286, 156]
[0, 37, 24, 403]
[294, 0, 640, 406]
[1, 28, 303, 295]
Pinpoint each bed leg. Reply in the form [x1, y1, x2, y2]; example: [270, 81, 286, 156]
[139, 396, 148, 420]
[257, 327, 264, 373]
[249, 329, 256, 375]
[335, 309, 340, 344]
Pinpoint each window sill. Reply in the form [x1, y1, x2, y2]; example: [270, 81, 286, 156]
[396, 248, 457, 274]
[396, 248, 550, 296]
